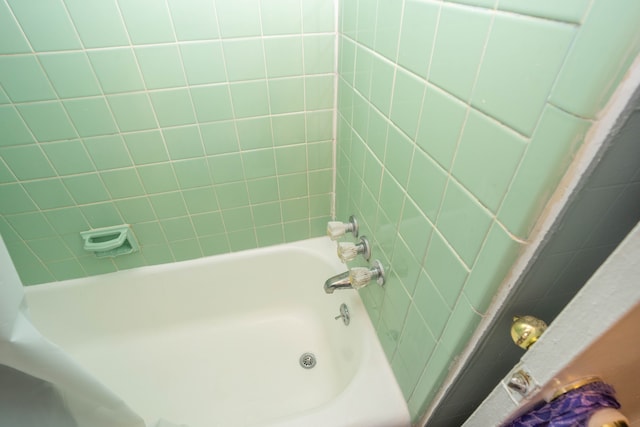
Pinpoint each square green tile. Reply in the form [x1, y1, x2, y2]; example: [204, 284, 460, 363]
[498, 105, 591, 238]
[6, 212, 56, 239]
[17, 102, 77, 142]
[65, 97, 119, 137]
[216, 0, 262, 38]
[0, 55, 57, 102]
[398, 199, 433, 266]
[115, 197, 157, 223]
[339, 0, 357, 38]
[215, 182, 249, 209]
[227, 228, 257, 251]
[416, 86, 468, 169]
[0, 159, 15, 183]
[471, 14, 576, 136]
[141, 245, 174, 266]
[63, 173, 110, 204]
[378, 172, 405, 224]
[208, 153, 245, 184]
[407, 148, 447, 222]
[306, 110, 333, 142]
[107, 93, 157, 132]
[309, 195, 330, 218]
[384, 126, 414, 187]
[437, 180, 493, 267]
[100, 169, 145, 198]
[307, 141, 332, 170]
[452, 110, 527, 212]
[137, 163, 179, 194]
[0, 106, 34, 146]
[191, 85, 234, 122]
[463, 223, 522, 312]
[113, 251, 147, 270]
[221, 206, 253, 231]
[429, 4, 492, 101]
[0, 184, 37, 214]
[397, 0, 439, 77]
[241, 149, 277, 180]
[83, 135, 133, 170]
[0, 1, 30, 54]
[160, 217, 196, 241]
[183, 187, 219, 214]
[272, 114, 306, 147]
[374, 0, 404, 61]
[338, 37, 356, 85]
[39, 52, 101, 98]
[135, 45, 186, 89]
[413, 269, 451, 340]
[247, 177, 279, 204]
[123, 131, 169, 165]
[303, 35, 335, 74]
[88, 49, 145, 94]
[149, 89, 196, 127]
[167, 0, 219, 40]
[369, 56, 395, 115]
[264, 37, 304, 78]
[302, 0, 334, 33]
[1, 145, 56, 180]
[199, 234, 230, 257]
[440, 296, 482, 356]
[390, 69, 426, 139]
[549, 1, 640, 118]
[308, 170, 332, 195]
[354, 46, 374, 98]
[275, 145, 307, 174]
[281, 198, 309, 222]
[355, 0, 376, 48]
[23, 179, 75, 210]
[261, 0, 302, 35]
[64, 0, 129, 48]
[28, 237, 74, 262]
[305, 75, 334, 111]
[268, 78, 304, 114]
[283, 219, 309, 242]
[230, 81, 270, 118]
[191, 211, 225, 236]
[8, 0, 81, 51]
[396, 304, 436, 377]
[173, 158, 212, 189]
[44, 207, 90, 235]
[255, 224, 285, 247]
[424, 231, 469, 308]
[133, 221, 167, 245]
[117, 0, 174, 44]
[236, 117, 273, 150]
[149, 192, 188, 219]
[170, 239, 203, 262]
[279, 173, 308, 199]
[391, 355, 420, 401]
[200, 121, 240, 155]
[162, 125, 204, 160]
[252, 202, 282, 227]
[80, 202, 123, 228]
[180, 42, 226, 85]
[223, 39, 266, 81]
[497, 0, 589, 23]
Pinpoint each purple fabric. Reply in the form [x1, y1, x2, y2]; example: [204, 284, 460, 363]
[504, 381, 621, 427]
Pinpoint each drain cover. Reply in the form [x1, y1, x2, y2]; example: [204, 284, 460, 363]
[299, 352, 316, 369]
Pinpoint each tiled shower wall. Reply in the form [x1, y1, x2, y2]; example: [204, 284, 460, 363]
[0, 0, 335, 285]
[336, 0, 640, 422]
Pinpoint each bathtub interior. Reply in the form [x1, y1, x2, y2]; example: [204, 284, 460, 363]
[24, 237, 400, 427]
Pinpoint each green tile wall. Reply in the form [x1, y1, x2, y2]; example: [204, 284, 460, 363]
[0, 0, 336, 285]
[336, 0, 640, 423]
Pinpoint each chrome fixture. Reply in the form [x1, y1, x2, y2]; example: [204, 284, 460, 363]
[337, 236, 371, 262]
[327, 215, 359, 240]
[334, 303, 350, 325]
[299, 352, 317, 369]
[323, 260, 386, 294]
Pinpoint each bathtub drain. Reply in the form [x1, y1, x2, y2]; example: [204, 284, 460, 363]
[299, 352, 316, 369]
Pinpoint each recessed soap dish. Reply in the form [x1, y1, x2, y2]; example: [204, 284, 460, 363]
[80, 225, 139, 258]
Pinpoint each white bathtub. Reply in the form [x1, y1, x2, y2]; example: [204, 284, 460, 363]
[25, 237, 410, 427]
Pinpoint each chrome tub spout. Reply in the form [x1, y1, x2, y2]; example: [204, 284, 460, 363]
[324, 271, 352, 294]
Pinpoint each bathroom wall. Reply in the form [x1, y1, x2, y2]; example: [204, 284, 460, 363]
[336, 0, 640, 422]
[0, 0, 335, 285]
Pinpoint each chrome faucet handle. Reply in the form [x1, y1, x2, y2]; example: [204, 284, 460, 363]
[327, 215, 359, 240]
[337, 236, 371, 262]
[348, 260, 385, 289]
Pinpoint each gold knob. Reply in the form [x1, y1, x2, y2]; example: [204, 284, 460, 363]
[511, 315, 547, 350]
